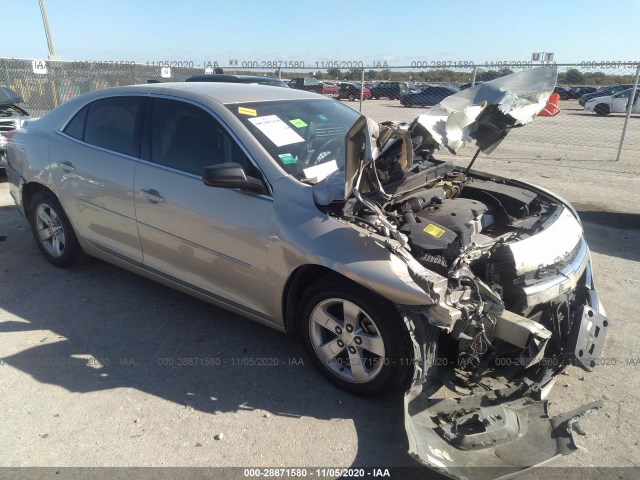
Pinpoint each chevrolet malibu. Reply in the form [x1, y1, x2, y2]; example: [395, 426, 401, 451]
[5, 67, 609, 477]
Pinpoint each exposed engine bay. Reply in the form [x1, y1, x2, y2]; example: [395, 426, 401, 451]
[313, 66, 609, 478]
[331, 144, 606, 396]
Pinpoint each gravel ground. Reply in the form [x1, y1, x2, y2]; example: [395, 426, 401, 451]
[1, 127, 639, 480]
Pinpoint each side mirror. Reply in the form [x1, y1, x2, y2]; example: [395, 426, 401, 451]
[202, 162, 266, 193]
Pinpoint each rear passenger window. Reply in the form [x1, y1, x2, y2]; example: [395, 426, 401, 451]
[150, 98, 260, 178]
[84, 97, 145, 156]
[63, 106, 88, 140]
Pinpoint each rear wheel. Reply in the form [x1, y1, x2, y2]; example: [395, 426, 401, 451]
[348, 93, 355, 101]
[299, 277, 414, 397]
[29, 191, 87, 268]
[594, 103, 610, 116]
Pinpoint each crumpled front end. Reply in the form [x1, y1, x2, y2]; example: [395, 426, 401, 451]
[314, 66, 609, 478]
[400, 199, 609, 477]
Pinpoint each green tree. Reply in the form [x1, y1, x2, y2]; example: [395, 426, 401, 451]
[365, 70, 377, 81]
[326, 68, 342, 80]
[565, 68, 585, 85]
[379, 69, 392, 80]
[344, 67, 363, 81]
[477, 67, 513, 82]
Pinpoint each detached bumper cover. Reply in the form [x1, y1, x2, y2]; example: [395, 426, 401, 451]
[405, 387, 603, 480]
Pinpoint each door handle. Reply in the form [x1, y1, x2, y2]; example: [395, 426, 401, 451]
[140, 189, 164, 204]
[60, 161, 75, 172]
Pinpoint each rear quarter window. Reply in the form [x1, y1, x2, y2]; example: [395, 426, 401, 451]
[63, 106, 88, 140]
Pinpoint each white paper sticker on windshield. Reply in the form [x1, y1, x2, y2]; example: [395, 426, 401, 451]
[248, 115, 305, 147]
[303, 160, 338, 181]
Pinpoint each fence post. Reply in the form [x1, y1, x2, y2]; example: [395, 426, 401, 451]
[471, 66, 477, 87]
[359, 68, 364, 113]
[615, 63, 640, 162]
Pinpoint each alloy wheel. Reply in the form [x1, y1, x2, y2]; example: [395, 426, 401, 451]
[309, 298, 386, 383]
[35, 203, 66, 258]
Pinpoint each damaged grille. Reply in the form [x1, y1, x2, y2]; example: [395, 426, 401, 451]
[0, 120, 18, 133]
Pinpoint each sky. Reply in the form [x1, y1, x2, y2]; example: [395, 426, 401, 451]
[3, 0, 640, 67]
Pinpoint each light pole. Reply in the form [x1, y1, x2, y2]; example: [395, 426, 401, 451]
[38, 0, 60, 60]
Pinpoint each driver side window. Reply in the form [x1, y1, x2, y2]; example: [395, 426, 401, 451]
[149, 98, 260, 179]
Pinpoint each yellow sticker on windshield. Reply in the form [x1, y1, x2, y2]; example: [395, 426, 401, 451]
[289, 118, 308, 128]
[238, 107, 257, 116]
[423, 224, 445, 238]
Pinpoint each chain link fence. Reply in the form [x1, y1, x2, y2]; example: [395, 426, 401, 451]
[2, 58, 639, 162]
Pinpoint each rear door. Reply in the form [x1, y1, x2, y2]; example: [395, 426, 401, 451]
[51, 96, 146, 263]
[611, 90, 631, 112]
[133, 97, 274, 317]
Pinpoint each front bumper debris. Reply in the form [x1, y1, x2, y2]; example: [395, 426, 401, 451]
[402, 279, 609, 479]
[405, 387, 603, 480]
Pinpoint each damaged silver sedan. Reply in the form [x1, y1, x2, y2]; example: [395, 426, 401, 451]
[6, 66, 608, 478]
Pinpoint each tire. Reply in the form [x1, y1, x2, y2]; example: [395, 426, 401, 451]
[299, 276, 414, 397]
[348, 93, 355, 102]
[594, 103, 610, 116]
[29, 191, 88, 268]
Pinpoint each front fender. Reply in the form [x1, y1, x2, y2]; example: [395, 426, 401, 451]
[266, 178, 434, 323]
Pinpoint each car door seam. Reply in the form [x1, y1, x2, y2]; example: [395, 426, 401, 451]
[136, 219, 254, 269]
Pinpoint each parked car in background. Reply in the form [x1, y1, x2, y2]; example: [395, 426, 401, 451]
[338, 83, 370, 101]
[0, 87, 31, 171]
[584, 88, 640, 115]
[579, 84, 633, 106]
[185, 74, 289, 87]
[288, 78, 339, 98]
[370, 81, 409, 100]
[553, 86, 574, 100]
[572, 86, 598, 98]
[400, 85, 458, 107]
[554, 86, 598, 100]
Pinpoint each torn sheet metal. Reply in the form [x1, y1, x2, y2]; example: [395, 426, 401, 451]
[417, 66, 557, 154]
[404, 386, 602, 480]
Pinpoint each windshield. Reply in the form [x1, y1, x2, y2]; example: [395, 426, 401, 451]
[228, 99, 360, 181]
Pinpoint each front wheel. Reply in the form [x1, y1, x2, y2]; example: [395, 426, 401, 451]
[348, 93, 355, 101]
[594, 103, 610, 116]
[299, 277, 414, 397]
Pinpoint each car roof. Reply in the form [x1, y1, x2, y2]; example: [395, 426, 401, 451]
[99, 82, 323, 104]
[185, 74, 285, 85]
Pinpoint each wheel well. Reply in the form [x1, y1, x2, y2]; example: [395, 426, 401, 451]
[282, 265, 344, 333]
[22, 182, 54, 220]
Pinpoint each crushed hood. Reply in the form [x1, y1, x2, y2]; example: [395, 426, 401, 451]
[417, 66, 557, 154]
[313, 66, 557, 205]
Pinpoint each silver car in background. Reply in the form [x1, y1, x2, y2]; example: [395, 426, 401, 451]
[5, 69, 609, 477]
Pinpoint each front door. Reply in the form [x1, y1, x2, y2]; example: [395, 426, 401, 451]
[133, 97, 274, 317]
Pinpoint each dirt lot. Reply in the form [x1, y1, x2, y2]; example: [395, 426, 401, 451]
[1, 127, 640, 479]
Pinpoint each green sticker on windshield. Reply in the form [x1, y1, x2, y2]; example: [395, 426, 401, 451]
[289, 118, 308, 128]
[278, 153, 297, 165]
